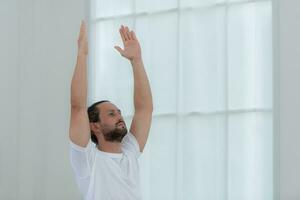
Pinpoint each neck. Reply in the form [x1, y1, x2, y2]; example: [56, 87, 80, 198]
[97, 141, 122, 154]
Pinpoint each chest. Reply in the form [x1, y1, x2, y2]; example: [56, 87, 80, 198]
[94, 153, 140, 183]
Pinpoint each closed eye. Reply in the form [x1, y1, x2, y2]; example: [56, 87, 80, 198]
[107, 109, 122, 116]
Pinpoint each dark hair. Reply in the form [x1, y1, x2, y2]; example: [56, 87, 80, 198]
[87, 100, 110, 145]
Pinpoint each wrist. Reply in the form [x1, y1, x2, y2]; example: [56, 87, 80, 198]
[130, 57, 143, 65]
[77, 52, 88, 59]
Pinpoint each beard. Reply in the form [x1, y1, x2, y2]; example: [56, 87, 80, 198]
[102, 125, 128, 142]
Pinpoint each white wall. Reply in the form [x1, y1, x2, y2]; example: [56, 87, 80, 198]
[274, 0, 300, 200]
[0, 1, 19, 198]
[0, 0, 86, 199]
[1, 0, 300, 199]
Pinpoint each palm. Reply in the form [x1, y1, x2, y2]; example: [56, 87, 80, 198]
[115, 25, 141, 61]
[123, 40, 141, 59]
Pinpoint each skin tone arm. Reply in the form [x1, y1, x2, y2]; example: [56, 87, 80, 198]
[69, 21, 91, 147]
[115, 25, 153, 152]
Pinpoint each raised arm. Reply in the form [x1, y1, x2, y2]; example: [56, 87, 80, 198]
[69, 21, 90, 147]
[115, 25, 153, 152]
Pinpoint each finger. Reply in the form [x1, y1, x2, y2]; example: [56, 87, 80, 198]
[131, 31, 137, 40]
[114, 46, 124, 54]
[122, 26, 129, 41]
[119, 25, 126, 41]
[125, 26, 131, 40]
[123, 26, 129, 41]
[79, 21, 86, 39]
[119, 27, 126, 44]
[79, 21, 83, 39]
[82, 21, 87, 35]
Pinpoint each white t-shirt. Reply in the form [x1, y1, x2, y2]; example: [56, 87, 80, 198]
[69, 132, 142, 200]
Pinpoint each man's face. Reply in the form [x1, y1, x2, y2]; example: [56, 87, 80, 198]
[97, 102, 127, 142]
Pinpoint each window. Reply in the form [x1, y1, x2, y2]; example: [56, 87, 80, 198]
[88, 0, 273, 199]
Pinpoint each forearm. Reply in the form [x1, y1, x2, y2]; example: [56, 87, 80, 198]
[70, 53, 88, 108]
[131, 58, 153, 111]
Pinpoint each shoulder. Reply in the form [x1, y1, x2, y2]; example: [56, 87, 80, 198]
[121, 132, 142, 158]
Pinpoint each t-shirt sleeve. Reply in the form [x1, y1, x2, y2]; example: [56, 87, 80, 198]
[122, 132, 142, 158]
[69, 139, 96, 179]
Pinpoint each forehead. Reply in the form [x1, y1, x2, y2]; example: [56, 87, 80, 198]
[97, 102, 119, 112]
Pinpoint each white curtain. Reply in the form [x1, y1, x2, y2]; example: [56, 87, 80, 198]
[88, 0, 273, 199]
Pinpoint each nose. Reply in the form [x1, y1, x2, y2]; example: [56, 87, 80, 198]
[117, 114, 124, 122]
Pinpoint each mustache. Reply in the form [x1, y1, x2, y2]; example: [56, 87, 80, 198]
[116, 120, 125, 126]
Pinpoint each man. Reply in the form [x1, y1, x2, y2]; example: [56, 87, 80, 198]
[69, 21, 153, 200]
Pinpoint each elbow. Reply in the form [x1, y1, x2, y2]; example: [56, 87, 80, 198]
[70, 91, 87, 108]
[135, 103, 153, 114]
[148, 104, 153, 113]
[70, 99, 87, 109]
[134, 93, 153, 112]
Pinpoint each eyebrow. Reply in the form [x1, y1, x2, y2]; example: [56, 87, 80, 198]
[107, 109, 121, 113]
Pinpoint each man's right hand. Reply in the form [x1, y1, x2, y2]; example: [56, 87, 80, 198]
[77, 21, 88, 56]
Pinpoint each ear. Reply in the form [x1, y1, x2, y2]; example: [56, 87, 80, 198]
[90, 122, 101, 133]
